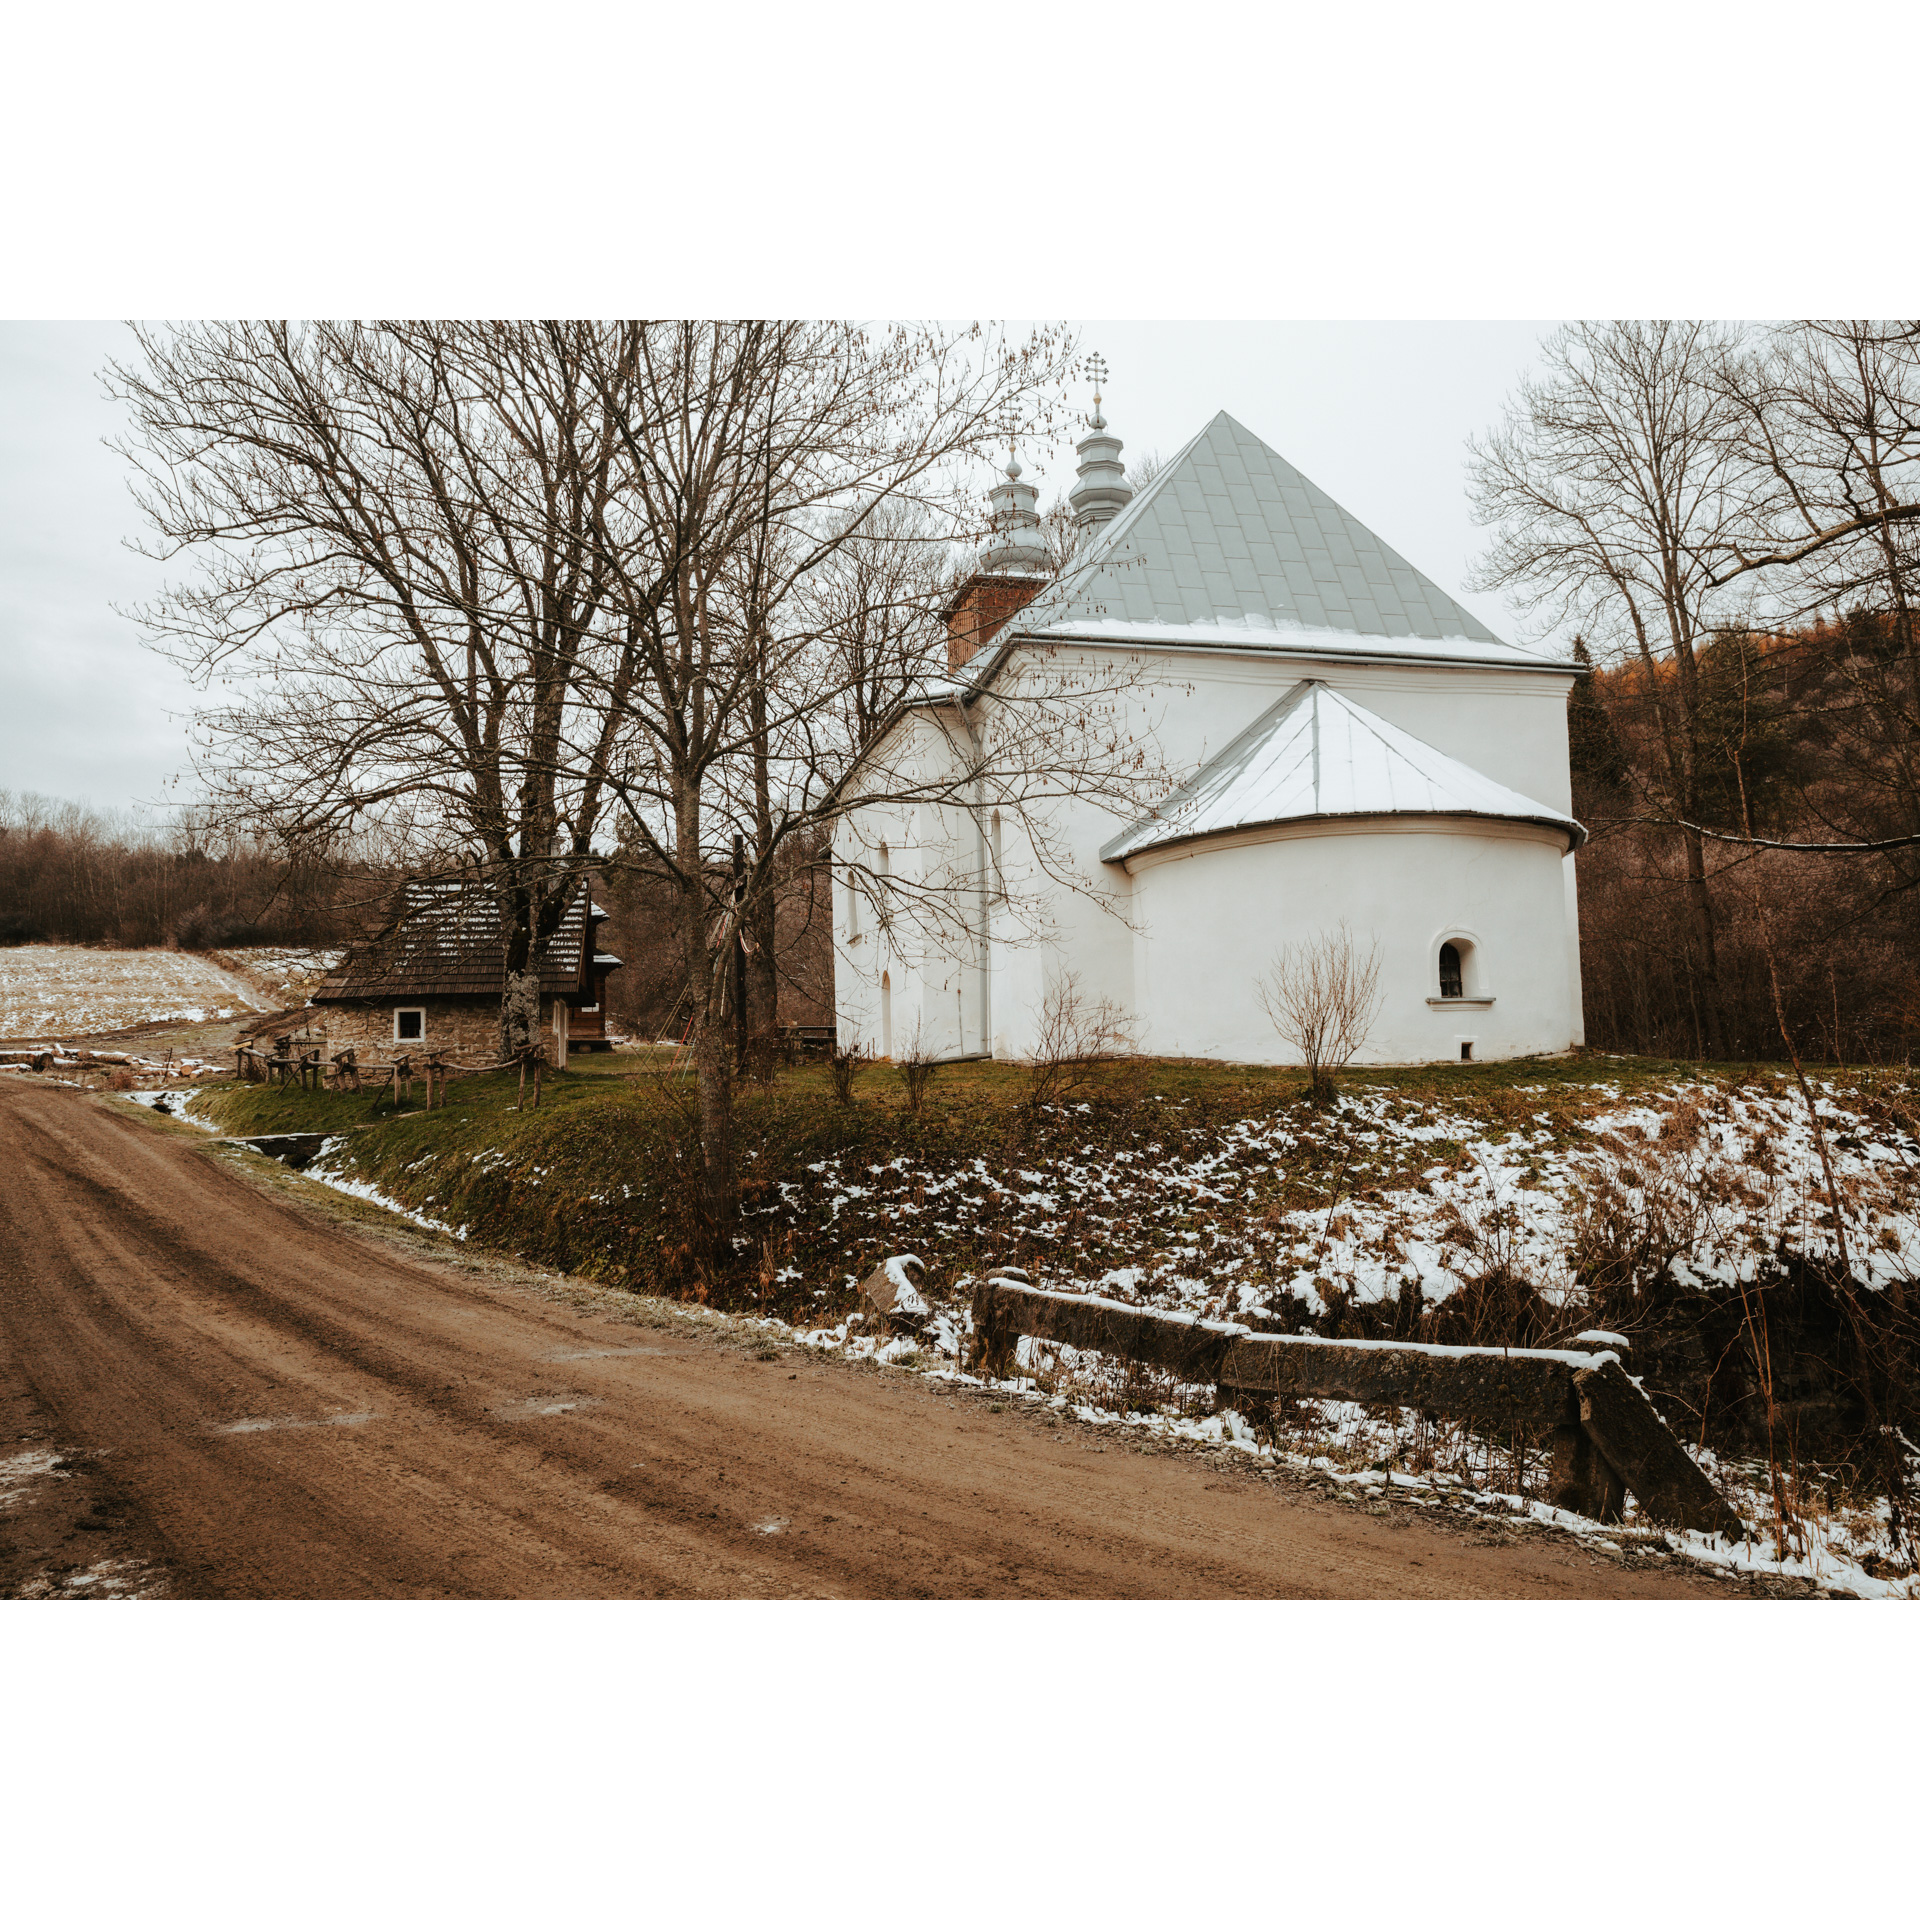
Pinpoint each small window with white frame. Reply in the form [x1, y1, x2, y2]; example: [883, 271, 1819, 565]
[394, 1008, 425, 1041]
[1429, 936, 1491, 1007]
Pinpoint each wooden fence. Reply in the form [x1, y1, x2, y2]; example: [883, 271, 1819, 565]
[968, 1275, 1743, 1540]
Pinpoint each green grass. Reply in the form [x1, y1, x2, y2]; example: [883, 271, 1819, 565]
[187, 1047, 1906, 1323]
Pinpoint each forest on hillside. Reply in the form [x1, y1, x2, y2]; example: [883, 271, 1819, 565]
[1573, 613, 1919, 1061]
[1469, 321, 1920, 1068]
[0, 792, 345, 949]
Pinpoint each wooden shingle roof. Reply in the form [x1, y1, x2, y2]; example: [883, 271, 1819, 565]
[311, 881, 591, 1002]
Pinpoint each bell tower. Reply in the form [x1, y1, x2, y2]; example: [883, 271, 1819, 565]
[943, 430, 1053, 669]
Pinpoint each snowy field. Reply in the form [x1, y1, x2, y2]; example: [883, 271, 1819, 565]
[218, 946, 342, 1005]
[0, 946, 273, 1037]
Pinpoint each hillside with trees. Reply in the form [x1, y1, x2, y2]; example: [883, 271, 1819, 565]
[1470, 319, 1920, 1066]
[1572, 616, 1920, 1061]
[0, 791, 345, 949]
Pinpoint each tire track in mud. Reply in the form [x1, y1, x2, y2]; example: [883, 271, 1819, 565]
[0, 1080, 1735, 1600]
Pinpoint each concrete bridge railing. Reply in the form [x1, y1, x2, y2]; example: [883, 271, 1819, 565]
[967, 1274, 1743, 1540]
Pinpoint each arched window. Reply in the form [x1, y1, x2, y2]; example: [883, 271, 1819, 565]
[990, 811, 1005, 901]
[877, 842, 891, 930]
[880, 969, 893, 1060]
[1438, 942, 1464, 999]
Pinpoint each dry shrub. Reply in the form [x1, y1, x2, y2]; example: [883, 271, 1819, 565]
[1255, 924, 1382, 1103]
[106, 1067, 137, 1092]
[1422, 1175, 1577, 1348]
[895, 1021, 938, 1119]
[1566, 1132, 1717, 1324]
[1023, 971, 1138, 1114]
[829, 1042, 868, 1106]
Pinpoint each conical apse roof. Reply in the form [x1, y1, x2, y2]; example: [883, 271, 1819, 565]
[1100, 680, 1583, 865]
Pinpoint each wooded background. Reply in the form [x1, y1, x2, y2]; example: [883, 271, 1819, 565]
[10, 319, 1918, 1073]
[1573, 612, 1920, 1063]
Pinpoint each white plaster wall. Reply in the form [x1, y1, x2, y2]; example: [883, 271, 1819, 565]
[982, 795, 1136, 1061]
[1128, 821, 1579, 1063]
[1050, 648, 1578, 816]
[832, 711, 991, 1061]
[833, 649, 1585, 1065]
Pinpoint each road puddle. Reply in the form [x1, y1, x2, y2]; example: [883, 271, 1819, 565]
[538, 1347, 675, 1362]
[489, 1396, 604, 1421]
[215, 1411, 376, 1434]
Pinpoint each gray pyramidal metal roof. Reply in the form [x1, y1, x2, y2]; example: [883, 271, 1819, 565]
[1006, 411, 1550, 669]
[1100, 679, 1584, 865]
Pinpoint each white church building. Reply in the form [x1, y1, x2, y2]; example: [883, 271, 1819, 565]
[832, 394, 1586, 1068]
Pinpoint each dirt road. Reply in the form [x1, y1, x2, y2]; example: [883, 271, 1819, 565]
[0, 1081, 1730, 1599]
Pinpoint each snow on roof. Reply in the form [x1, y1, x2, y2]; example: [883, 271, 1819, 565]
[1099, 680, 1585, 864]
[311, 881, 594, 1001]
[1006, 411, 1555, 671]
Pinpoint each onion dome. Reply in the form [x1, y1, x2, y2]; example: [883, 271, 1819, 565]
[979, 453, 1050, 574]
[1068, 354, 1134, 530]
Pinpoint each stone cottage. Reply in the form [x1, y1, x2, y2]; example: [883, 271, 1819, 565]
[307, 881, 621, 1068]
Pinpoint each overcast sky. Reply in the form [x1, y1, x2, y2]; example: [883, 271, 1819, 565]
[0, 319, 1556, 817]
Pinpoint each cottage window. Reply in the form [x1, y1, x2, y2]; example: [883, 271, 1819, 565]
[395, 1008, 425, 1041]
[1438, 943, 1464, 999]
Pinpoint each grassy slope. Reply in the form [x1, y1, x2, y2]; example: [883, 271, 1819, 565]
[187, 1047, 1913, 1326]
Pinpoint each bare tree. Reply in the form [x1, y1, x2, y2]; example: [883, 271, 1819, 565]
[580, 321, 1094, 1236]
[1706, 322, 1920, 859]
[1467, 321, 1754, 1055]
[1256, 925, 1382, 1102]
[113, 318, 1167, 1257]
[109, 321, 668, 1058]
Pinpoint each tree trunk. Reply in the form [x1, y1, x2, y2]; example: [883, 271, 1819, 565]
[695, 1010, 737, 1243]
[747, 887, 778, 1074]
[677, 789, 738, 1244]
[1681, 824, 1726, 1057]
[501, 965, 544, 1060]
[747, 637, 779, 1077]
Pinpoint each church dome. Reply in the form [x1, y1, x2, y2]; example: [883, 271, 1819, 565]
[978, 456, 1049, 575]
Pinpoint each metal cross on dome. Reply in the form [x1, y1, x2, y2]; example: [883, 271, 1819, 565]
[997, 402, 1021, 476]
[1086, 352, 1109, 407]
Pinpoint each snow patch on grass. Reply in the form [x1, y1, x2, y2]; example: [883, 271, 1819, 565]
[299, 1138, 469, 1238]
